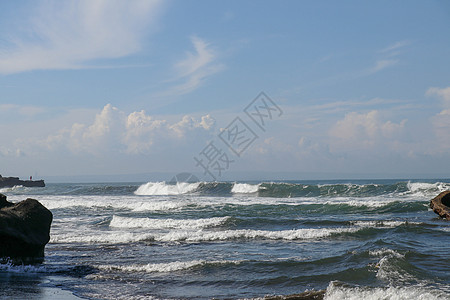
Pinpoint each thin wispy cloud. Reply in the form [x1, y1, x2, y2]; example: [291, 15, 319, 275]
[162, 36, 225, 96]
[0, 0, 164, 74]
[0, 104, 46, 117]
[370, 59, 398, 73]
[379, 40, 411, 53]
[368, 40, 411, 74]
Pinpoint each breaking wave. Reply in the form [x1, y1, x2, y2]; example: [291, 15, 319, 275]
[50, 221, 415, 244]
[134, 181, 201, 195]
[325, 281, 448, 300]
[95, 260, 238, 274]
[231, 183, 260, 194]
[131, 180, 450, 198]
[109, 215, 230, 229]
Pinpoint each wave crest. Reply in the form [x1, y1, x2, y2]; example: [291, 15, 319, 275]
[109, 215, 230, 229]
[231, 183, 260, 194]
[134, 181, 200, 195]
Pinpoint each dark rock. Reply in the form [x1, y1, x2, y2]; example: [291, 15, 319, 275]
[430, 190, 450, 220]
[263, 290, 325, 300]
[0, 194, 52, 261]
[0, 175, 45, 188]
[0, 194, 14, 209]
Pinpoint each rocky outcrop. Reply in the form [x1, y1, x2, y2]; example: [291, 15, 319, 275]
[0, 194, 52, 262]
[430, 190, 450, 220]
[0, 175, 45, 188]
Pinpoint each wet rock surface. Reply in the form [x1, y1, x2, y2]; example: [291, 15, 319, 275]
[0, 194, 52, 261]
[430, 190, 450, 220]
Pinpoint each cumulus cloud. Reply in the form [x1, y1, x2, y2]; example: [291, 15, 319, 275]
[329, 110, 406, 150]
[0, 0, 164, 74]
[124, 110, 167, 154]
[41, 104, 216, 155]
[427, 86, 450, 107]
[428, 86, 450, 150]
[170, 114, 215, 137]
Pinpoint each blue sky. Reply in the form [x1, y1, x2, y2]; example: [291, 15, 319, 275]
[1, 0, 450, 180]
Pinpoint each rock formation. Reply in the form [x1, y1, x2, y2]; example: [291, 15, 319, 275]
[0, 174, 45, 188]
[430, 190, 450, 220]
[0, 194, 52, 262]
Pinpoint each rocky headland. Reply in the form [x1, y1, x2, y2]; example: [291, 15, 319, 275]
[0, 174, 45, 188]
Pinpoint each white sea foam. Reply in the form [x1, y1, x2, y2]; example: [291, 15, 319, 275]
[20, 192, 422, 214]
[352, 220, 421, 228]
[134, 181, 200, 195]
[369, 248, 405, 258]
[0, 185, 24, 193]
[50, 214, 419, 244]
[406, 181, 450, 197]
[370, 248, 421, 285]
[231, 183, 260, 194]
[37, 195, 192, 212]
[325, 282, 448, 300]
[50, 231, 155, 244]
[155, 227, 362, 242]
[109, 215, 230, 229]
[96, 260, 237, 274]
[97, 260, 204, 273]
[326, 198, 394, 208]
[0, 262, 47, 273]
[50, 226, 364, 244]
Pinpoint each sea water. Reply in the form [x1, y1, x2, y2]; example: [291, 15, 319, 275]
[0, 179, 449, 299]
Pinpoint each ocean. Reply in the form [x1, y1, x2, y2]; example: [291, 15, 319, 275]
[0, 179, 449, 299]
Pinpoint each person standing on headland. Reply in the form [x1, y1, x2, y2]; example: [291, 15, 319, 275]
[30, 176, 32, 181]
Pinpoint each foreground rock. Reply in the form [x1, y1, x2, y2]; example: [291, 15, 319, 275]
[430, 190, 450, 220]
[0, 194, 52, 261]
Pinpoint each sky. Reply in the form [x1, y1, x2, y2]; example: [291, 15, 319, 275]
[1, 0, 450, 181]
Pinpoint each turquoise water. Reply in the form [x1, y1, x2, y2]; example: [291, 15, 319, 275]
[1, 179, 449, 299]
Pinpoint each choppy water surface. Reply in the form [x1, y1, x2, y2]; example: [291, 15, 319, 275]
[1, 179, 449, 299]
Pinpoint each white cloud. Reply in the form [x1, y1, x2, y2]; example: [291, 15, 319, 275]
[0, 104, 46, 117]
[427, 86, 450, 107]
[163, 36, 225, 96]
[428, 86, 450, 150]
[0, 0, 164, 74]
[379, 40, 411, 53]
[329, 110, 407, 150]
[170, 114, 215, 138]
[368, 40, 411, 74]
[370, 59, 398, 73]
[0, 147, 23, 158]
[124, 110, 167, 154]
[39, 104, 216, 155]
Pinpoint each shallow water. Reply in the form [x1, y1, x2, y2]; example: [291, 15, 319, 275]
[1, 179, 449, 299]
